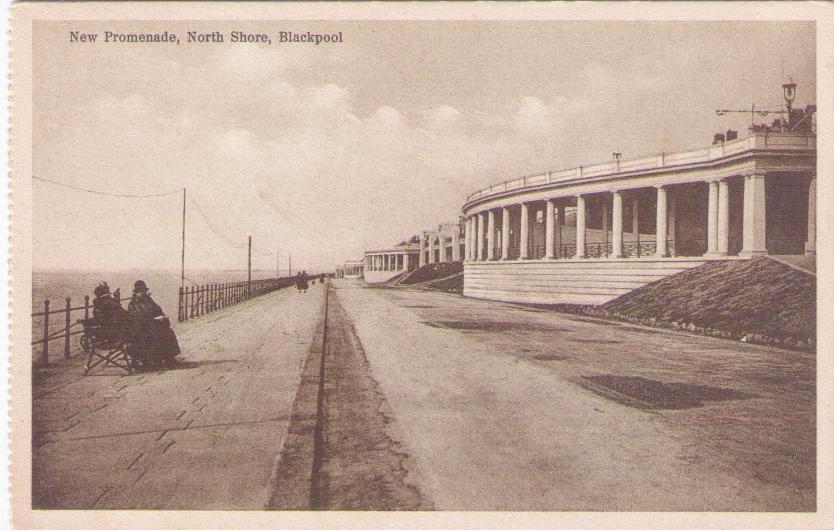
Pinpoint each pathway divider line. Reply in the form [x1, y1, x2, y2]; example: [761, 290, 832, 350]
[265, 283, 330, 510]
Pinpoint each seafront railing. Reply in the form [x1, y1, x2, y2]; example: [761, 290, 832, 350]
[31, 277, 294, 367]
[176, 277, 294, 322]
[31, 294, 131, 367]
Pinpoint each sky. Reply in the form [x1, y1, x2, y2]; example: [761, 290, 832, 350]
[32, 20, 815, 273]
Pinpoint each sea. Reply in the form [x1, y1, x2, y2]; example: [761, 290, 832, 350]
[31, 268, 284, 362]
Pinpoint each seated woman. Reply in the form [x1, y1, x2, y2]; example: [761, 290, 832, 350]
[127, 280, 181, 367]
[91, 282, 128, 341]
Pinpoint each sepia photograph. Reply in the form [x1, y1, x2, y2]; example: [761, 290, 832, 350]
[8, 2, 834, 529]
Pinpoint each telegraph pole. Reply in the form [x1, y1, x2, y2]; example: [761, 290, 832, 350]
[276, 248, 279, 279]
[247, 235, 252, 296]
[289, 254, 292, 278]
[180, 188, 186, 290]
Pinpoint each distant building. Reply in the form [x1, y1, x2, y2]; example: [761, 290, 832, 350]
[336, 260, 364, 279]
[364, 243, 420, 283]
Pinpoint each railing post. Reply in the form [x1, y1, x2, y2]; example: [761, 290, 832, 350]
[40, 299, 50, 366]
[64, 297, 72, 359]
[178, 287, 183, 322]
[84, 295, 90, 319]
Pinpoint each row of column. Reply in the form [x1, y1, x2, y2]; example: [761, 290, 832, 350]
[343, 264, 363, 276]
[419, 231, 462, 267]
[366, 253, 409, 271]
[464, 172, 773, 261]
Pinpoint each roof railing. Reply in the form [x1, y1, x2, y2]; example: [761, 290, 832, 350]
[464, 131, 814, 204]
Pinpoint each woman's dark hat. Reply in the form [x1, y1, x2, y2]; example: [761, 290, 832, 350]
[94, 282, 110, 298]
[133, 280, 149, 292]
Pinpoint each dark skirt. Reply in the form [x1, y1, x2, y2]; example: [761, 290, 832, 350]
[131, 321, 181, 363]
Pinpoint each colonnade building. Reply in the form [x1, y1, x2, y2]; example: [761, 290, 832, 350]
[364, 243, 421, 283]
[336, 260, 364, 279]
[461, 127, 816, 305]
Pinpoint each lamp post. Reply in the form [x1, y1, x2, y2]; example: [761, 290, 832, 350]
[782, 79, 797, 117]
[613, 152, 622, 172]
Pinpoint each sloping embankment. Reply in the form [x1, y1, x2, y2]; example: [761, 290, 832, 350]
[387, 261, 463, 294]
[398, 261, 462, 285]
[583, 257, 815, 351]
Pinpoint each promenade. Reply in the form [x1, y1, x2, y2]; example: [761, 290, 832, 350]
[33, 283, 324, 509]
[32, 279, 815, 511]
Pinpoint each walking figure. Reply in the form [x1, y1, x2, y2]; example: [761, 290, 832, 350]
[295, 270, 309, 293]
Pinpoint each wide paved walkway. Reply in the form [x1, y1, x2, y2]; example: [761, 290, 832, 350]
[334, 279, 815, 511]
[32, 283, 324, 510]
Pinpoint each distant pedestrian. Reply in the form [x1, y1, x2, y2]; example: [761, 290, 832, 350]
[300, 270, 309, 293]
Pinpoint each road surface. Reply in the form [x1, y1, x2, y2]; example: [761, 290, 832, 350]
[331, 279, 814, 511]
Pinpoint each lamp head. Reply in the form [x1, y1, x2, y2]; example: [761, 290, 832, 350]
[782, 79, 797, 111]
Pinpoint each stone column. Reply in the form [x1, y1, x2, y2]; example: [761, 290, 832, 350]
[463, 218, 470, 261]
[602, 197, 609, 254]
[501, 206, 511, 260]
[806, 173, 816, 255]
[706, 180, 719, 255]
[487, 210, 496, 260]
[439, 235, 447, 263]
[575, 195, 586, 258]
[464, 216, 475, 260]
[656, 185, 668, 257]
[717, 179, 730, 255]
[555, 204, 563, 257]
[404, 252, 410, 271]
[419, 235, 426, 267]
[469, 216, 478, 260]
[476, 213, 485, 261]
[742, 171, 767, 257]
[631, 195, 639, 238]
[520, 203, 530, 259]
[612, 191, 623, 258]
[545, 199, 556, 259]
[433, 234, 440, 264]
[452, 227, 461, 261]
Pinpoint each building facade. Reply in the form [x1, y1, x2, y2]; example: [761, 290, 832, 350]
[364, 244, 421, 283]
[337, 260, 365, 279]
[418, 222, 465, 267]
[461, 130, 816, 305]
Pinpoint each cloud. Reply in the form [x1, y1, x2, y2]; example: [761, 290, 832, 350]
[424, 105, 461, 129]
[36, 69, 595, 272]
[513, 96, 557, 134]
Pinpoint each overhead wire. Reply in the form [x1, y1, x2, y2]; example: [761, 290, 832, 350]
[33, 175, 183, 198]
[35, 175, 289, 267]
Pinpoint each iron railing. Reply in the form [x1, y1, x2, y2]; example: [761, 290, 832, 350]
[464, 133, 815, 204]
[31, 294, 131, 367]
[31, 277, 295, 367]
[177, 277, 294, 322]
[472, 238, 716, 261]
